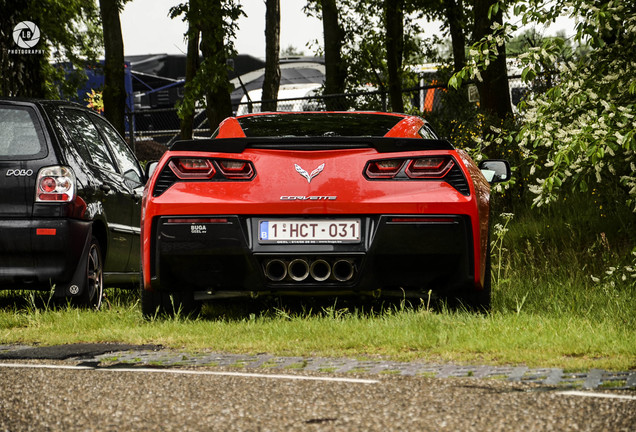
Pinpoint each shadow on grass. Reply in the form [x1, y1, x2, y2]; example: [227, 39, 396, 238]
[199, 295, 442, 322]
[0, 287, 139, 312]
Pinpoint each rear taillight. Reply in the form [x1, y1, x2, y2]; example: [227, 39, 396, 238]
[167, 158, 254, 180]
[365, 159, 405, 178]
[169, 158, 216, 179]
[406, 157, 454, 178]
[165, 217, 228, 224]
[217, 160, 254, 179]
[389, 217, 456, 223]
[365, 156, 455, 180]
[35, 166, 75, 202]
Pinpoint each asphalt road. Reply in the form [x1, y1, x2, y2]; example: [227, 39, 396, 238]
[1, 362, 635, 431]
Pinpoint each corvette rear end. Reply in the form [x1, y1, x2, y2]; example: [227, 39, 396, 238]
[140, 112, 509, 316]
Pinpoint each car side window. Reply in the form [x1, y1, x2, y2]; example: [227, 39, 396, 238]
[61, 109, 118, 173]
[92, 115, 143, 185]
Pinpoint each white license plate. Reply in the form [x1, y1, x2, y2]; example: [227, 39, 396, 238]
[259, 219, 361, 244]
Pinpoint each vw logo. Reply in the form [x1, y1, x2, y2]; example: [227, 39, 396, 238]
[13, 21, 40, 49]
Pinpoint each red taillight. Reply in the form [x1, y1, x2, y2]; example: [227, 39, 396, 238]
[35, 166, 75, 202]
[389, 217, 456, 223]
[169, 158, 216, 179]
[217, 160, 254, 179]
[167, 158, 254, 180]
[406, 157, 454, 178]
[365, 159, 405, 179]
[165, 218, 228, 224]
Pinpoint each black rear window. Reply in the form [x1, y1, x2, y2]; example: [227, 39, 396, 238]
[0, 105, 47, 160]
[236, 113, 404, 137]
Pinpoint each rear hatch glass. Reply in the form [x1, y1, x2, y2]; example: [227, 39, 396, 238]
[236, 113, 404, 137]
[0, 104, 48, 217]
[0, 105, 47, 160]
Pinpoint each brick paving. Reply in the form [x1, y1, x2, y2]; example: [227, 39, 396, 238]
[1, 344, 633, 391]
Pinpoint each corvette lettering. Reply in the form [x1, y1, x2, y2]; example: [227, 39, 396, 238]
[280, 196, 337, 201]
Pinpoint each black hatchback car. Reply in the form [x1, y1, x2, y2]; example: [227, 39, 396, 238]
[0, 99, 145, 308]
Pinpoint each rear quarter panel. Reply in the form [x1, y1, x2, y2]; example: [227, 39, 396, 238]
[457, 149, 491, 287]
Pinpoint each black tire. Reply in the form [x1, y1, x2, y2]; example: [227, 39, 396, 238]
[141, 285, 199, 319]
[76, 236, 104, 310]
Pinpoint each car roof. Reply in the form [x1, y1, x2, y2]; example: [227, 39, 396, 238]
[0, 97, 86, 110]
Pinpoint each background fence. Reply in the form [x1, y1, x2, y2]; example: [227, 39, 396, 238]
[126, 77, 527, 159]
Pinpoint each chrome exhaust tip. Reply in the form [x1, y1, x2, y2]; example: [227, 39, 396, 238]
[265, 259, 287, 281]
[332, 259, 355, 282]
[309, 259, 331, 282]
[288, 259, 310, 281]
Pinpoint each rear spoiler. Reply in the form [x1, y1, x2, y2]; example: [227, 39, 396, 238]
[169, 137, 455, 153]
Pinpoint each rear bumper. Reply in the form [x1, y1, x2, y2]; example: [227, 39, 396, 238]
[0, 218, 91, 289]
[147, 215, 475, 298]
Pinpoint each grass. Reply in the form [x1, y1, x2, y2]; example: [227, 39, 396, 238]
[0, 195, 634, 372]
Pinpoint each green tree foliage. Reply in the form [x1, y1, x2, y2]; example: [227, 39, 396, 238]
[281, 45, 305, 57]
[514, 0, 636, 211]
[0, 0, 102, 99]
[450, 0, 636, 212]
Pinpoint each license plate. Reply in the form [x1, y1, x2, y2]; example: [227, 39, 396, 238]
[259, 219, 361, 244]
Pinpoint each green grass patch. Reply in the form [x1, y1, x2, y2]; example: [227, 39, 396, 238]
[0, 197, 634, 372]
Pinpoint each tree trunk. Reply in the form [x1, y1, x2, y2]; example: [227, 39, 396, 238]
[180, 17, 200, 140]
[99, 0, 126, 136]
[321, 0, 347, 110]
[385, 0, 404, 113]
[199, 0, 233, 131]
[261, 0, 281, 112]
[473, 0, 512, 119]
[443, 0, 466, 72]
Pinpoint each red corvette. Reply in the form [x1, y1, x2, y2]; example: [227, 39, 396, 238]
[140, 112, 510, 316]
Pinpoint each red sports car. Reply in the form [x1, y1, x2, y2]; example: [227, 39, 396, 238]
[140, 112, 510, 316]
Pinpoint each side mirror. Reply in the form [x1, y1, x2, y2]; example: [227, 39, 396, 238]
[479, 159, 511, 183]
[145, 161, 159, 182]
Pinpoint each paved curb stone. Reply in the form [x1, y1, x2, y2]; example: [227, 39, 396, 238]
[1, 344, 634, 391]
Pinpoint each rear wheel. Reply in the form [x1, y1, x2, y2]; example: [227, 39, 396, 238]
[76, 236, 103, 310]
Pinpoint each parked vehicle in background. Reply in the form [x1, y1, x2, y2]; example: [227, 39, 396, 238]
[0, 99, 145, 308]
[140, 111, 510, 317]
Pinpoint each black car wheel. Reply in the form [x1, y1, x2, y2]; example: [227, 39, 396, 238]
[76, 236, 103, 310]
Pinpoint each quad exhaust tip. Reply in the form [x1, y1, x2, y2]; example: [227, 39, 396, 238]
[264, 258, 355, 283]
[332, 259, 355, 282]
[288, 259, 310, 281]
[265, 259, 287, 282]
[309, 259, 331, 282]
